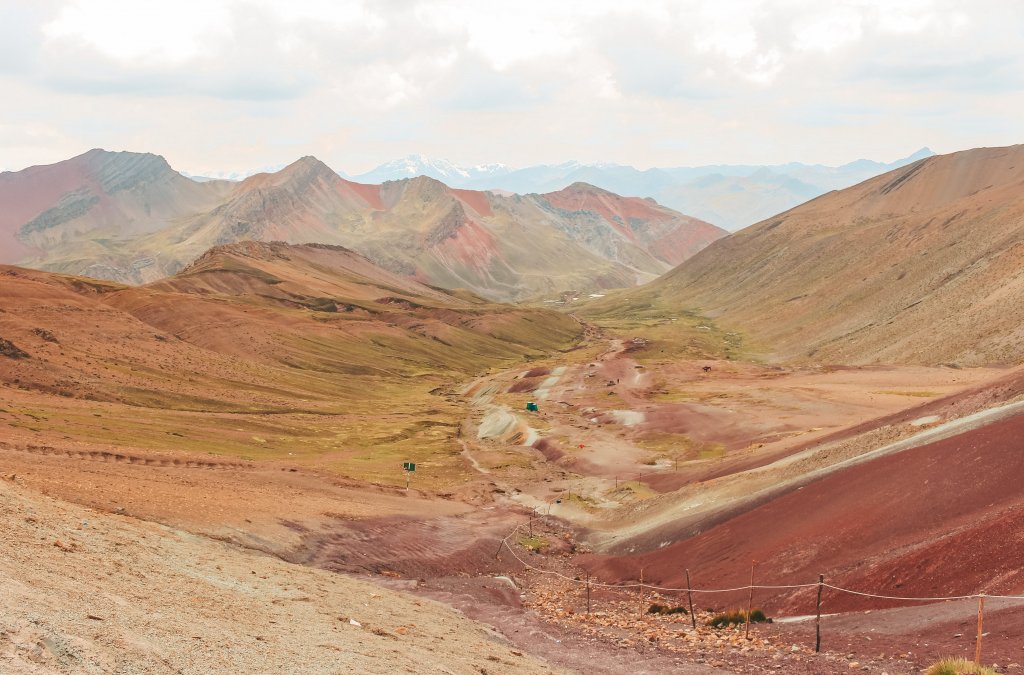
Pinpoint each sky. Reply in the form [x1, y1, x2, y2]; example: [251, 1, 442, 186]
[2, 0, 1023, 175]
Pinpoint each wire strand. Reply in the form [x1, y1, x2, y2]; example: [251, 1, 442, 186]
[498, 523, 1024, 602]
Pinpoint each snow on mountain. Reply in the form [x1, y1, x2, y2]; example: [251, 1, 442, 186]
[352, 154, 512, 185]
[179, 148, 937, 231]
[182, 164, 287, 182]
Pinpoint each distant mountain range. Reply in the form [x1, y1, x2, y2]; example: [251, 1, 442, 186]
[0, 150, 725, 301]
[176, 149, 935, 231]
[342, 149, 936, 231]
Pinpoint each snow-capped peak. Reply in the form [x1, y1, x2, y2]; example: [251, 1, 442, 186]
[354, 155, 513, 186]
[182, 163, 286, 182]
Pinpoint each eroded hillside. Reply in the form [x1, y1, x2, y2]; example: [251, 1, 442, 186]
[0, 150, 725, 301]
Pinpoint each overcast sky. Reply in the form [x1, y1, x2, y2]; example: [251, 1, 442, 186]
[2, 0, 1023, 175]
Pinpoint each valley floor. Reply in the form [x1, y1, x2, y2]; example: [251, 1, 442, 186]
[4, 326, 1024, 673]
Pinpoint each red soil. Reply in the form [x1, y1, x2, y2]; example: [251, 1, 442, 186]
[437, 217, 498, 272]
[645, 363, 1024, 491]
[542, 184, 664, 240]
[508, 378, 542, 393]
[584, 411, 1024, 616]
[341, 178, 385, 210]
[0, 154, 98, 261]
[450, 187, 494, 217]
[540, 184, 724, 264]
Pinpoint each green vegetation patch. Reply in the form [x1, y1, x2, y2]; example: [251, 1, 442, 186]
[576, 293, 756, 362]
[707, 608, 770, 628]
[518, 534, 550, 552]
[925, 658, 997, 675]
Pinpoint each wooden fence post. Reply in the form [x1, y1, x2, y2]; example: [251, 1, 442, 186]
[639, 567, 645, 618]
[745, 561, 756, 639]
[686, 568, 696, 629]
[815, 574, 824, 653]
[975, 595, 985, 665]
[586, 571, 591, 615]
[494, 537, 505, 559]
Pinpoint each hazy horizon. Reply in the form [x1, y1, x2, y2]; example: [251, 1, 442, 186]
[0, 144, 938, 178]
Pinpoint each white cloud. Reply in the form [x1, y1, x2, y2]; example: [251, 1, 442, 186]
[42, 0, 231, 64]
[0, 0, 1021, 174]
[792, 7, 863, 53]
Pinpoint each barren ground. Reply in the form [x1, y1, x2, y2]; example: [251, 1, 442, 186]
[5, 317, 1024, 673]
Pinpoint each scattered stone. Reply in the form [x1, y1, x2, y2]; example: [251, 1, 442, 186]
[31, 328, 58, 343]
[0, 337, 29, 359]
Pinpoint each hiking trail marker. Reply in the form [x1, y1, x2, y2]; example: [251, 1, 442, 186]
[402, 462, 416, 489]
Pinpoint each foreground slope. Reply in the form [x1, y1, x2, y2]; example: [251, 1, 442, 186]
[586, 402, 1024, 616]
[2, 151, 725, 301]
[0, 477, 561, 674]
[589, 144, 1024, 365]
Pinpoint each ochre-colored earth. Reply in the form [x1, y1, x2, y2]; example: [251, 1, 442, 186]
[7, 145, 1024, 675]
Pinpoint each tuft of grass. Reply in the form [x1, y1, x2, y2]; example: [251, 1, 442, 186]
[925, 658, 997, 675]
[648, 603, 688, 616]
[707, 608, 770, 628]
[518, 535, 549, 552]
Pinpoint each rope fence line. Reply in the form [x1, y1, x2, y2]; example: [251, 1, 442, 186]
[498, 522, 1024, 602]
[498, 519, 1024, 662]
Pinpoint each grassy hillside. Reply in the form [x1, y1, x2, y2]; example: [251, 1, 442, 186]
[0, 242, 582, 488]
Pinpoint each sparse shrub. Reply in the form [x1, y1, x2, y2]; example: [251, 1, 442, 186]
[518, 535, 549, 552]
[708, 608, 770, 628]
[925, 658, 997, 675]
[31, 328, 58, 343]
[648, 603, 688, 615]
[0, 337, 29, 359]
[749, 608, 768, 623]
